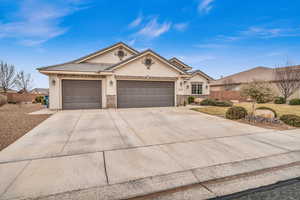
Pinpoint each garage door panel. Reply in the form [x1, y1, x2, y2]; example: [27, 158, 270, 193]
[62, 80, 101, 110]
[117, 81, 174, 108]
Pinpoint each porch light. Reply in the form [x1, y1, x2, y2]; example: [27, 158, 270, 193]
[109, 80, 114, 86]
[52, 79, 56, 86]
[186, 85, 189, 89]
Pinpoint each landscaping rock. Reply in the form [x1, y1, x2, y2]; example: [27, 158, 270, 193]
[254, 109, 275, 119]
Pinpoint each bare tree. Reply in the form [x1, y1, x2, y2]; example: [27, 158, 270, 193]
[241, 81, 274, 114]
[274, 65, 300, 101]
[15, 71, 33, 93]
[0, 61, 16, 93]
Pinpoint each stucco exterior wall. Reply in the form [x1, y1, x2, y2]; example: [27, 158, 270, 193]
[114, 56, 180, 77]
[184, 74, 210, 95]
[84, 48, 135, 64]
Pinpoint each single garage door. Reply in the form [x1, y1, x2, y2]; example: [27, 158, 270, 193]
[117, 80, 174, 108]
[62, 80, 101, 109]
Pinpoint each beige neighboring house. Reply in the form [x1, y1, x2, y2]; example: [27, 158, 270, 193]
[0, 87, 17, 93]
[38, 42, 213, 110]
[30, 88, 49, 95]
[210, 66, 300, 99]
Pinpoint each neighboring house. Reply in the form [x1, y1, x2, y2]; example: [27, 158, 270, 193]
[210, 66, 300, 99]
[30, 88, 49, 95]
[38, 42, 213, 110]
[0, 87, 17, 93]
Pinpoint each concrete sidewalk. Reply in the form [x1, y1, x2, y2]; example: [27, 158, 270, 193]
[0, 108, 299, 200]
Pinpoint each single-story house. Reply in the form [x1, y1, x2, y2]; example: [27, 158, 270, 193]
[0, 87, 17, 93]
[210, 65, 300, 99]
[38, 42, 213, 110]
[30, 88, 49, 95]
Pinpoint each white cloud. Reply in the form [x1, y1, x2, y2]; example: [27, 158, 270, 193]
[129, 14, 143, 28]
[0, 0, 88, 46]
[174, 22, 189, 31]
[240, 26, 299, 38]
[217, 26, 300, 41]
[195, 43, 228, 48]
[198, 0, 215, 14]
[177, 54, 216, 65]
[136, 17, 171, 38]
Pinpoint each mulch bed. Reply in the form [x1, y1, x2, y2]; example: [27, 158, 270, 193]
[0, 103, 51, 151]
[237, 119, 295, 130]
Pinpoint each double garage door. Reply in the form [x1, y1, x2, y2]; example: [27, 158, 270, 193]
[62, 80, 174, 109]
[117, 80, 174, 108]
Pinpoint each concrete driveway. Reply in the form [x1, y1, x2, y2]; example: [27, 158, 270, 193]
[0, 107, 300, 200]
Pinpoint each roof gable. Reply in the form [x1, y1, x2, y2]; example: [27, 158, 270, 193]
[169, 57, 192, 71]
[190, 70, 214, 81]
[108, 50, 188, 75]
[74, 42, 139, 64]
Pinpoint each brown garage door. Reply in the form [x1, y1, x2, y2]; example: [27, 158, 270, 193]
[62, 80, 101, 109]
[117, 80, 174, 108]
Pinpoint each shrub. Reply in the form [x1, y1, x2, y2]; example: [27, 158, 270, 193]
[256, 106, 277, 118]
[226, 106, 248, 120]
[289, 98, 300, 105]
[0, 94, 7, 107]
[200, 98, 216, 106]
[188, 96, 195, 104]
[280, 114, 300, 127]
[35, 96, 44, 103]
[274, 97, 286, 104]
[214, 100, 233, 107]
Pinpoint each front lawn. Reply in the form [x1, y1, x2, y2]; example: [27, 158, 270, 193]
[192, 103, 300, 118]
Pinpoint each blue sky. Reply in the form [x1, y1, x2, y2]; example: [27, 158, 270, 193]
[1, 0, 300, 88]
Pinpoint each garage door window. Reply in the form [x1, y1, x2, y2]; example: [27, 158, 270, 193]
[191, 83, 203, 95]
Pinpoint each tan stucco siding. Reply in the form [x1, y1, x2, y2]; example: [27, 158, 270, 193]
[84, 48, 135, 64]
[185, 74, 210, 95]
[114, 56, 180, 77]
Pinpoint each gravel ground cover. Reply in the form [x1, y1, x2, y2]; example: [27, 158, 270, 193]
[0, 103, 50, 150]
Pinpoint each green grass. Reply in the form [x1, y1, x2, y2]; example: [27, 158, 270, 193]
[192, 103, 300, 117]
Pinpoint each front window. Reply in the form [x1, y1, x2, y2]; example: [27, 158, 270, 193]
[191, 83, 203, 95]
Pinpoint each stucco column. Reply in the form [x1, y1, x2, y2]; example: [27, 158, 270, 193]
[176, 78, 186, 106]
[106, 75, 117, 108]
[49, 75, 61, 110]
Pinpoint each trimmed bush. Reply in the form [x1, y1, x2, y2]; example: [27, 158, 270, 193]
[35, 96, 44, 103]
[226, 106, 248, 120]
[274, 97, 286, 104]
[188, 96, 195, 104]
[280, 114, 300, 127]
[0, 94, 7, 107]
[200, 98, 233, 107]
[289, 98, 300, 105]
[214, 100, 233, 107]
[256, 106, 277, 118]
[200, 98, 216, 106]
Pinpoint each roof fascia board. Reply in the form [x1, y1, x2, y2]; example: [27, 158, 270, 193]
[111, 50, 187, 74]
[75, 42, 139, 64]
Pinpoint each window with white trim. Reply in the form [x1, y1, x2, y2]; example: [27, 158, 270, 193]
[191, 83, 203, 95]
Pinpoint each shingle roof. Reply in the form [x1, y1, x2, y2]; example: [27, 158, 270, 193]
[37, 63, 113, 72]
[31, 88, 49, 95]
[211, 66, 274, 86]
[188, 70, 214, 81]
